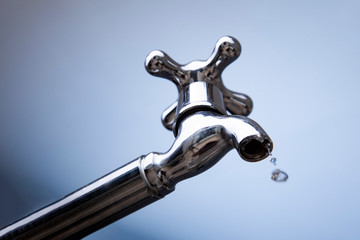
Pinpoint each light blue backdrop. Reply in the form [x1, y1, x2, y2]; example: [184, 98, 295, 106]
[1, 1, 360, 239]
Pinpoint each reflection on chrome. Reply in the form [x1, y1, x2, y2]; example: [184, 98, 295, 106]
[0, 36, 273, 240]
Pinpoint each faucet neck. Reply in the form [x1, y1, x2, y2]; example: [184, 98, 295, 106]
[174, 82, 227, 135]
[177, 82, 227, 115]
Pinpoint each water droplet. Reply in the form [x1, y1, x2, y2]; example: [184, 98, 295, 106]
[270, 157, 277, 165]
[271, 169, 288, 182]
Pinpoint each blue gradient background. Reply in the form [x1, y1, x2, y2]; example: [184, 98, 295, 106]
[1, 1, 360, 239]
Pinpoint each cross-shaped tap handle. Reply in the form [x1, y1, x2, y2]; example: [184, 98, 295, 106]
[145, 36, 253, 132]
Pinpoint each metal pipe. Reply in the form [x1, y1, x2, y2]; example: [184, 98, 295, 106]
[0, 159, 159, 239]
[0, 110, 272, 240]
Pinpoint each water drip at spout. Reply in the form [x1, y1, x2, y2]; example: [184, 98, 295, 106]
[267, 148, 289, 182]
[271, 169, 288, 182]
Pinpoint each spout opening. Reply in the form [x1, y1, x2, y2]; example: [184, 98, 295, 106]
[239, 137, 272, 162]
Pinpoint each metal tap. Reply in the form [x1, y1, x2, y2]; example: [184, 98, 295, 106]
[0, 36, 273, 239]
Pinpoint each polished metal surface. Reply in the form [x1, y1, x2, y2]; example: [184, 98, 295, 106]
[0, 158, 160, 240]
[0, 36, 273, 239]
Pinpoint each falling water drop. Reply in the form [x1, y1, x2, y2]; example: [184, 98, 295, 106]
[271, 169, 288, 182]
[270, 157, 277, 165]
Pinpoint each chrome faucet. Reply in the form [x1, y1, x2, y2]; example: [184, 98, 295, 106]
[0, 36, 273, 239]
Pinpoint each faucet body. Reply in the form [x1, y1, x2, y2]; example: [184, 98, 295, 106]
[143, 110, 271, 198]
[0, 36, 273, 239]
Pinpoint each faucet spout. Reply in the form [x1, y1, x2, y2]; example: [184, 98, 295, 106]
[140, 111, 273, 197]
[224, 115, 273, 162]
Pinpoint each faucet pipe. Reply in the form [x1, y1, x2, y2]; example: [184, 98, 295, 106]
[0, 158, 156, 240]
[0, 111, 271, 240]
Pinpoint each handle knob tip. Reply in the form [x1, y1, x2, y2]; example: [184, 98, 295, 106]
[145, 50, 166, 75]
